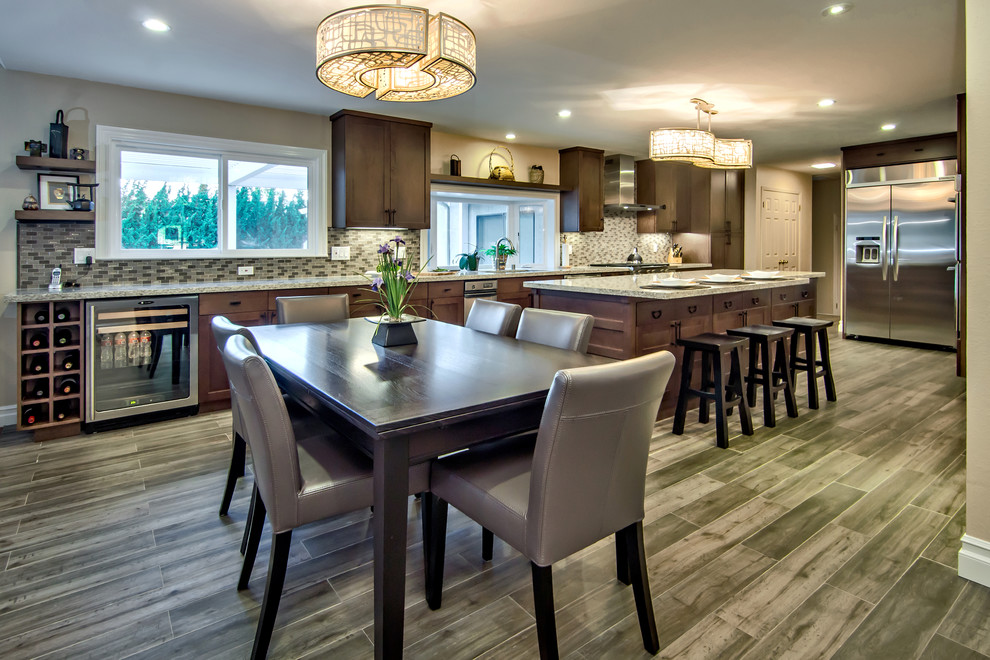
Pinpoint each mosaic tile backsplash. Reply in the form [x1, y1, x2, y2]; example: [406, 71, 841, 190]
[17, 224, 420, 289]
[565, 211, 672, 265]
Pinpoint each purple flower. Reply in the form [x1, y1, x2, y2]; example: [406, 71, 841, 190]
[370, 277, 383, 291]
[404, 272, 415, 282]
[392, 236, 405, 245]
[377, 244, 390, 254]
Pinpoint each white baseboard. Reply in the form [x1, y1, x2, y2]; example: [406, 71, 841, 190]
[0, 404, 16, 429]
[959, 534, 990, 586]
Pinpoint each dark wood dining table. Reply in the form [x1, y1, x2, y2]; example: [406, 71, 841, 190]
[246, 317, 611, 659]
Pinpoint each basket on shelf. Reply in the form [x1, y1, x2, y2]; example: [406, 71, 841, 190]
[488, 145, 515, 181]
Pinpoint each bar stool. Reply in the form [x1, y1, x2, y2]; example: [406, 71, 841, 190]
[672, 333, 754, 449]
[726, 325, 799, 427]
[772, 317, 837, 409]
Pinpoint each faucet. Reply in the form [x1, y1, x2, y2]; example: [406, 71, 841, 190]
[495, 236, 515, 271]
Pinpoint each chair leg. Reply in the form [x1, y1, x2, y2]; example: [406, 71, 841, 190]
[805, 330, 820, 409]
[620, 521, 661, 654]
[482, 527, 494, 562]
[819, 328, 837, 402]
[239, 485, 267, 590]
[252, 530, 292, 660]
[615, 530, 630, 585]
[220, 434, 246, 516]
[746, 339, 759, 408]
[699, 350, 712, 424]
[425, 494, 448, 611]
[711, 351, 730, 449]
[531, 563, 559, 660]
[759, 339, 775, 428]
[777, 338, 799, 418]
[240, 484, 257, 555]
[730, 348, 754, 437]
[672, 347, 694, 435]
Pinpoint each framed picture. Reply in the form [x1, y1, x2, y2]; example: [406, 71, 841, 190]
[38, 174, 78, 210]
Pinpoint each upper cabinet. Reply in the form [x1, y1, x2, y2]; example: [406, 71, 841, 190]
[330, 110, 432, 230]
[635, 160, 710, 233]
[559, 147, 604, 232]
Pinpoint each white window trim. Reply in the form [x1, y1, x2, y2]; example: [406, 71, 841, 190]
[426, 184, 560, 270]
[96, 125, 327, 260]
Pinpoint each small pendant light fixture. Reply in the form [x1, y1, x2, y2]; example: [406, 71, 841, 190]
[650, 99, 752, 169]
[316, 1, 476, 102]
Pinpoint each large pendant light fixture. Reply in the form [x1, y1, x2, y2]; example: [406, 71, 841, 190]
[316, 3, 476, 102]
[650, 99, 752, 168]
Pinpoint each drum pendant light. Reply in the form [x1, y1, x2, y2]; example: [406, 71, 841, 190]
[650, 99, 752, 168]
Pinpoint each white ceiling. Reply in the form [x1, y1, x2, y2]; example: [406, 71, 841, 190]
[0, 0, 965, 171]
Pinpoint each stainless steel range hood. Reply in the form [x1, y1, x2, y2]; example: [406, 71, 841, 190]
[603, 154, 659, 213]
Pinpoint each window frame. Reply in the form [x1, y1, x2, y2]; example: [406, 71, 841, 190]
[426, 184, 560, 270]
[96, 125, 327, 260]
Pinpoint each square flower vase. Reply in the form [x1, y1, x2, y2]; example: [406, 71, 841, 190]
[371, 321, 418, 347]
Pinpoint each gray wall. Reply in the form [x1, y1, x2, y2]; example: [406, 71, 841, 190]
[812, 176, 842, 316]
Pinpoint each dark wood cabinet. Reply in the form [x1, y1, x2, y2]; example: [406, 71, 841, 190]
[709, 170, 745, 269]
[427, 281, 464, 325]
[635, 161, 710, 234]
[559, 147, 604, 232]
[330, 110, 432, 230]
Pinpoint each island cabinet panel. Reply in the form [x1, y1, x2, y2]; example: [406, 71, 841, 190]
[533, 290, 636, 359]
[497, 275, 557, 310]
[770, 282, 816, 321]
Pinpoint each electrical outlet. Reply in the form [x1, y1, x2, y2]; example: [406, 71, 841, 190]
[237, 266, 254, 276]
[73, 248, 95, 265]
[396, 245, 407, 259]
[331, 246, 351, 260]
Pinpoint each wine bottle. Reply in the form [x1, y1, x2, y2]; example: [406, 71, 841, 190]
[22, 406, 40, 426]
[56, 376, 79, 395]
[23, 380, 48, 399]
[53, 400, 74, 421]
[27, 331, 48, 348]
[54, 307, 71, 322]
[61, 351, 79, 371]
[53, 327, 72, 347]
[33, 309, 48, 324]
[26, 354, 48, 374]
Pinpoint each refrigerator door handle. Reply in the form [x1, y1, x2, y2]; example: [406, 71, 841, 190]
[892, 215, 900, 282]
[880, 215, 889, 281]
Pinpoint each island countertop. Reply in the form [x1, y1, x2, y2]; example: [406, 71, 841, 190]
[524, 269, 826, 300]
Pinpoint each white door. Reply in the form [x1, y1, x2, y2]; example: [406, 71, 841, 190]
[760, 188, 800, 271]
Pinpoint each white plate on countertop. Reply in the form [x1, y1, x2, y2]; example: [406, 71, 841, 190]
[697, 274, 746, 284]
[742, 271, 784, 280]
[642, 278, 702, 289]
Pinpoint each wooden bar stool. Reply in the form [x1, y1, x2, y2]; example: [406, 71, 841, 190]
[726, 325, 799, 427]
[672, 333, 754, 448]
[772, 317, 837, 409]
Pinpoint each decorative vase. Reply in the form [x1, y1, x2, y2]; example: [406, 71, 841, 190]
[529, 166, 544, 184]
[496, 254, 508, 271]
[367, 315, 420, 347]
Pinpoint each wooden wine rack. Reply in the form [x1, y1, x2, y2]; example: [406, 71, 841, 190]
[17, 300, 84, 440]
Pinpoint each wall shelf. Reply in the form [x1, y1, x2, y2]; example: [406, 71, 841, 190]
[15, 210, 94, 222]
[16, 156, 96, 173]
[430, 174, 568, 192]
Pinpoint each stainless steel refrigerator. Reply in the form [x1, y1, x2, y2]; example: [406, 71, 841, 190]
[844, 160, 958, 348]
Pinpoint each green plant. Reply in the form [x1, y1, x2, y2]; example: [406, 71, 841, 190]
[454, 247, 483, 271]
[366, 236, 427, 320]
[484, 244, 517, 258]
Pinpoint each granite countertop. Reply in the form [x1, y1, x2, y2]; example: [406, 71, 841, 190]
[524, 269, 826, 300]
[2, 265, 641, 303]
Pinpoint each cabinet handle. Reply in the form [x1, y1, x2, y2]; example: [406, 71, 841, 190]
[752, 297, 760, 305]
[688, 305, 697, 314]
[779, 293, 787, 301]
[229, 301, 242, 306]
[651, 309, 662, 319]
[793, 303, 799, 315]
[802, 290, 809, 299]
[723, 301, 733, 309]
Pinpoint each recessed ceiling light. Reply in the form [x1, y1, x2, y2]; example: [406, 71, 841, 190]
[822, 4, 852, 17]
[811, 162, 837, 169]
[817, 98, 836, 107]
[558, 109, 572, 118]
[142, 18, 171, 32]
[505, 133, 516, 140]
[880, 123, 896, 131]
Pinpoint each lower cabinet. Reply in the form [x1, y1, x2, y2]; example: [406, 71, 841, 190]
[427, 281, 464, 325]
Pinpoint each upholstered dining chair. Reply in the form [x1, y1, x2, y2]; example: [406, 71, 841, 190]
[275, 293, 349, 324]
[223, 334, 431, 660]
[464, 298, 522, 336]
[514, 307, 595, 353]
[425, 350, 676, 659]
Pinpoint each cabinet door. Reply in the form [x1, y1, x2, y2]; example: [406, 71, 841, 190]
[687, 166, 711, 234]
[560, 147, 604, 232]
[332, 115, 389, 228]
[198, 310, 269, 404]
[635, 160, 676, 233]
[389, 121, 431, 230]
[430, 297, 464, 325]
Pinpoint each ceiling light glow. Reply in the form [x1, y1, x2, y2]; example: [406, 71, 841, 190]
[142, 18, 171, 32]
[558, 109, 572, 118]
[817, 98, 835, 107]
[505, 133, 516, 140]
[822, 4, 852, 17]
[881, 123, 897, 131]
[811, 162, 837, 169]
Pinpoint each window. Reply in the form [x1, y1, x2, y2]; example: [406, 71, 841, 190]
[428, 186, 558, 270]
[96, 126, 326, 259]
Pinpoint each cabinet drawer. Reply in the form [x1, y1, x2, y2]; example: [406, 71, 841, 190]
[742, 290, 771, 311]
[713, 292, 742, 315]
[267, 288, 329, 310]
[636, 296, 712, 326]
[772, 284, 815, 306]
[428, 281, 464, 299]
[199, 291, 269, 315]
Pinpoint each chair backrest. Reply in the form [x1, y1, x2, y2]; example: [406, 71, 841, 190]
[211, 316, 261, 438]
[515, 308, 595, 353]
[525, 350, 675, 565]
[222, 334, 304, 530]
[276, 294, 349, 324]
[465, 298, 522, 337]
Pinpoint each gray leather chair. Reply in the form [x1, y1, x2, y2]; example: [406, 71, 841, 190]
[426, 350, 676, 658]
[515, 308, 595, 353]
[465, 298, 522, 336]
[223, 334, 430, 660]
[275, 294, 349, 324]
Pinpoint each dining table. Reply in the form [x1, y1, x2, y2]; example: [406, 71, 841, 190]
[246, 317, 611, 659]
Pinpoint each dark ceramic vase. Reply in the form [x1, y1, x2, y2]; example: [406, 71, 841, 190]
[371, 320, 418, 347]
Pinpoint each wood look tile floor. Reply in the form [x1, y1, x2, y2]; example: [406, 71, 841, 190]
[0, 329, 979, 659]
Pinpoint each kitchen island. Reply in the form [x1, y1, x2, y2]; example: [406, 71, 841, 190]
[525, 270, 825, 416]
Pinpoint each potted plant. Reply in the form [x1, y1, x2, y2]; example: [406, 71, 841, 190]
[365, 236, 427, 346]
[484, 243, 517, 271]
[454, 248, 483, 272]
